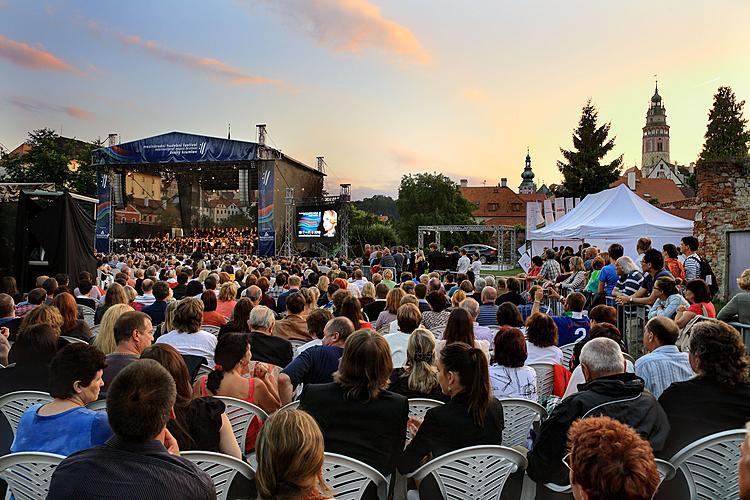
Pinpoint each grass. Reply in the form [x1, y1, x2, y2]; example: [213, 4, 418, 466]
[482, 267, 523, 277]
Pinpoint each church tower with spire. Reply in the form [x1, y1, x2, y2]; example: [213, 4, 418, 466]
[519, 148, 536, 195]
[641, 80, 670, 173]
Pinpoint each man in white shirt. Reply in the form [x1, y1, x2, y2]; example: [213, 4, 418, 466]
[384, 303, 421, 368]
[134, 279, 156, 308]
[350, 269, 368, 292]
[456, 249, 471, 274]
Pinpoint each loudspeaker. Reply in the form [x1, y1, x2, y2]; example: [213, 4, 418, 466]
[112, 171, 126, 208]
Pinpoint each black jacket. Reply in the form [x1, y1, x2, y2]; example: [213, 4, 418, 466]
[363, 300, 387, 323]
[247, 332, 293, 368]
[527, 373, 670, 485]
[299, 382, 408, 478]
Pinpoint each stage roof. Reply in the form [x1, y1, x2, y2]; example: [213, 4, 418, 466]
[92, 131, 323, 175]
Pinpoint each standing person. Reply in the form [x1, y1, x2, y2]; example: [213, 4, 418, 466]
[397, 342, 504, 499]
[634, 237, 652, 266]
[680, 236, 701, 282]
[469, 253, 482, 284]
[717, 268, 750, 324]
[456, 249, 471, 275]
[662, 244, 685, 282]
[539, 249, 562, 283]
[634, 316, 693, 398]
[46, 360, 216, 500]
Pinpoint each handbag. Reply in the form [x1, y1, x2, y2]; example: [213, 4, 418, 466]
[676, 304, 708, 352]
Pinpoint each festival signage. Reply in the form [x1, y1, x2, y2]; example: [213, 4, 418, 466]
[543, 199, 555, 225]
[257, 162, 275, 256]
[95, 171, 111, 252]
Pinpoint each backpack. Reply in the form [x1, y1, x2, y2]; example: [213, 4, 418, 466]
[688, 255, 719, 297]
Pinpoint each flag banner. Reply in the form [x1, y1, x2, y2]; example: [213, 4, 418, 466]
[565, 197, 574, 213]
[95, 171, 111, 252]
[544, 199, 555, 225]
[554, 198, 566, 220]
[257, 162, 275, 256]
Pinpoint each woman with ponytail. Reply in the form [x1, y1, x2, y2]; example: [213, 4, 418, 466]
[192, 332, 281, 451]
[398, 341, 505, 497]
[389, 329, 448, 402]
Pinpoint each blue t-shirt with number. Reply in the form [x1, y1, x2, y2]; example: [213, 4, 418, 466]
[553, 315, 591, 346]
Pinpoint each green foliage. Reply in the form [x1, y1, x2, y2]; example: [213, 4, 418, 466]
[222, 212, 255, 229]
[354, 195, 397, 220]
[0, 128, 100, 196]
[395, 172, 475, 246]
[348, 205, 397, 254]
[557, 100, 623, 198]
[699, 86, 750, 162]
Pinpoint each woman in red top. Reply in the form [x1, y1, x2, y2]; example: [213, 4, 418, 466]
[192, 333, 281, 451]
[527, 256, 543, 277]
[339, 295, 373, 330]
[200, 291, 227, 327]
[675, 279, 716, 328]
[662, 244, 685, 282]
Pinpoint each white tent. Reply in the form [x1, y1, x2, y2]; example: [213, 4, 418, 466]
[528, 184, 694, 259]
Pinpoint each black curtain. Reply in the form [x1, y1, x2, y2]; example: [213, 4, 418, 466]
[177, 177, 193, 235]
[14, 192, 97, 290]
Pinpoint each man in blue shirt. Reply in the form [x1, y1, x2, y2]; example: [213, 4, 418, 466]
[548, 291, 590, 345]
[598, 243, 624, 296]
[278, 316, 355, 404]
[635, 316, 693, 398]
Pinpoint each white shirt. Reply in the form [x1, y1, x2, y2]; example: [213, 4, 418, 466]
[563, 361, 635, 399]
[525, 341, 563, 365]
[156, 330, 218, 367]
[489, 365, 538, 401]
[384, 331, 411, 368]
[296, 338, 322, 354]
[457, 255, 471, 274]
[435, 339, 491, 362]
[470, 260, 482, 276]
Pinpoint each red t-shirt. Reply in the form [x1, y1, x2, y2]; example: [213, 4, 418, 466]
[688, 302, 716, 318]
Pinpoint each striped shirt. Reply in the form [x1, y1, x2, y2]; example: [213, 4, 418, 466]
[634, 345, 694, 398]
[616, 271, 644, 295]
[684, 255, 701, 282]
[539, 259, 562, 282]
[477, 303, 499, 326]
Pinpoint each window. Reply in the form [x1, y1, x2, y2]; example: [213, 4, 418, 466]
[657, 141, 663, 152]
[512, 203, 521, 212]
[121, 217, 126, 223]
[488, 203, 498, 211]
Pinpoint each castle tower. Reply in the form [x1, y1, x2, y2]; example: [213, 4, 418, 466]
[519, 148, 536, 195]
[641, 81, 670, 172]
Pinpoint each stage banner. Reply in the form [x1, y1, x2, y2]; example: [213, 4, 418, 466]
[257, 162, 275, 256]
[92, 132, 258, 165]
[95, 171, 111, 253]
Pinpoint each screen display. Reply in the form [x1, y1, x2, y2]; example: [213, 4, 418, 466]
[297, 207, 338, 239]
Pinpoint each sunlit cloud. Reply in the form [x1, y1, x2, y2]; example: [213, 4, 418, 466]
[7, 96, 93, 120]
[0, 35, 83, 75]
[462, 87, 489, 103]
[84, 21, 294, 91]
[255, 0, 430, 65]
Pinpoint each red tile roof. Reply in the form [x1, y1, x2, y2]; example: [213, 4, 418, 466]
[610, 176, 686, 204]
[460, 186, 526, 218]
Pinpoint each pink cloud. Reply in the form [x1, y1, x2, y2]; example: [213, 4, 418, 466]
[257, 0, 430, 65]
[0, 35, 83, 75]
[7, 96, 93, 120]
[85, 21, 292, 90]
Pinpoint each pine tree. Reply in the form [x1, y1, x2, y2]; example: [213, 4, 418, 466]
[557, 100, 623, 198]
[699, 86, 750, 162]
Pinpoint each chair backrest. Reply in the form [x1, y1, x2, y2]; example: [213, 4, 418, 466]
[289, 339, 308, 357]
[623, 352, 635, 364]
[0, 391, 53, 436]
[499, 398, 547, 448]
[181, 451, 255, 500]
[669, 428, 746, 500]
[322, 452, 389, 500]
[182, 354, 208, 382]
[85, 399, 107, 411]
[60, 336, 88, 344]
[559, 343, 577, 369]
[544, 458, 676, 496]
[279, 400, 300, 411]
[214, 396, 269, 451]
[196, 364, 212, 381]
[408, 445, 527, 500]
[407, 398, 444, 440]
[90, 323, 101, 338]
[0, 451, 65, 500]
[78, 304, 96, 327]
[201, 325, 221, 336]
[528, 363, 556, 406]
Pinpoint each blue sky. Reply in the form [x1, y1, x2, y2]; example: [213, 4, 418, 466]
[2, 0, 749, 199]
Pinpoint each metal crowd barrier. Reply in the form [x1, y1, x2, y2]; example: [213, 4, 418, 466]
[729, 322, 750, 353]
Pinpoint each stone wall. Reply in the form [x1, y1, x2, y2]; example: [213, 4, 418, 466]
[693, 159, 750, 298]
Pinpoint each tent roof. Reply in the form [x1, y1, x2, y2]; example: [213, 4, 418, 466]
[529, 184, 693, 240]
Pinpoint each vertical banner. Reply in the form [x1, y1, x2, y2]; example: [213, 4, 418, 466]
[565, 197, 574, 213]
[543, 199, 555, 225]
[554, 198, 566, 220]
[257, 162, 276, 256]
[574, 197, 581, 206]
[525, 202, 535, 241]
[95, 170, 111, 253]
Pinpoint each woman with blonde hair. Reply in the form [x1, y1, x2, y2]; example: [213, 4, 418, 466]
[382, 269, 396, 289]
[17, 304, 63, 338]
[197, 269, 210, 284]
[155, 299, 179, 339]
[94, 282, 128, 325]
[359, 282, 376, 308]
[216, 282, 237, 318]
[92, 304, 135, 355]
[389, 329, 447, 401]
[256, 409, 331, 500]
[374, 287, 405, 331]
[559, 256, 587, 291]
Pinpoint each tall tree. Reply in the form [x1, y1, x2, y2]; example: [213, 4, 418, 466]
[699, 86, 750, 162]
[557, 100, 623, 198]
[0, 128, 100, 196]
[354, 194, 397, 220]
[396, 172, 475, 246]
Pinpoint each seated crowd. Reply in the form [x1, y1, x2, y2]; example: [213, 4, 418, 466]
[0, 237, 747, 500]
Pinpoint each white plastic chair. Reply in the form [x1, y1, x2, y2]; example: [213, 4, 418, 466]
[559, 343, 576, 368]
[289, 339, 308, 357]
[668, 428, 746, 500]
[322, 452, 389, 500]
[214, 396, 268, 451]
[182, 451, 255, 500]
[623, 352, 636, 364]
[89, 323, 101, 338]
[0, 391, 53, 437]
[196, 364, 212, 380]
[79, 305, 96, 328]
[201, 325, 221, 336]
[499, 399, 547, 448]
[407, 398, 444, 440]
[60, 336, 88, 344]
[0, 451, 65, 500]
[406, 445, 527, 499]
[528, 363, 556, 406]
[543, 458, 675, 495]
[85, 400, 107, 411]
[279, 400, 300, 411]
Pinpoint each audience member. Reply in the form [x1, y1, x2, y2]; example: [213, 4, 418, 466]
[95, 283, 128, 324]
[496, 302, 525, 331]
[675, 279, 717, 328]
[611, 256, 644, 297]
[156, 298, 218, 366]
[92, 303, 135, 354]
[598, 243, 624, 296]
[247, 305, 293, 367]
[339, 295, 373, 329]
[384, 303, 422, 368]
[389, 328, 447, 401]
[363, 283, 389, 322]
[219, 297, 254, 336]
[436, 307, 490, 361]
[102, 311, 154, 391]
[489, 327, 538, 401]
[0, 324, 57, 397]
[297, 308, 334, 354]
[476, 286, 498, 326]
[460, 298, 494, 343]
[618, 249, 673, 307]
[47, 360, 216, 499]
[648, 276, 688, 319]
[142, 281, 171, 326]
[635, 316, 693, 398]
[717, 268, 750, 324]
[273, 292, 312, 341]
[525, 312, 563, 364]
[52, 292, 92, 341]
[216, 282, 237, 318]
[374, 287, 405, 332]
[200, 291, 227, 327]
